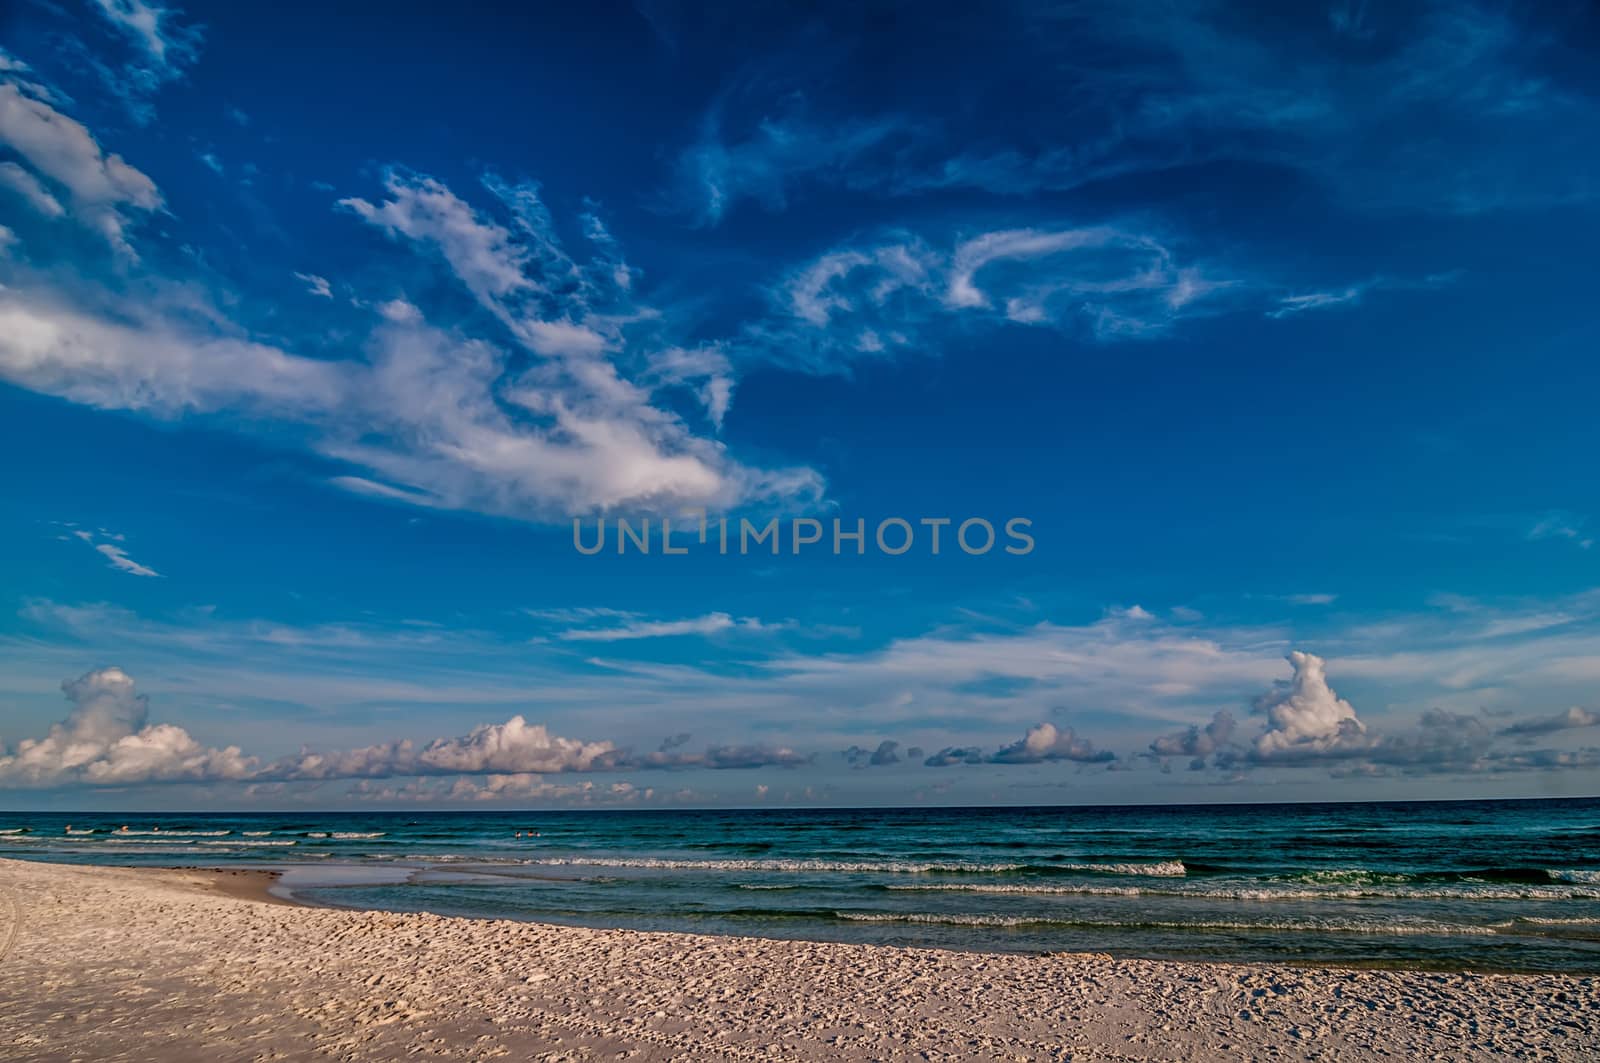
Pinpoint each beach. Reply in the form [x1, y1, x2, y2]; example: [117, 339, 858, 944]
[0, 857, 1595, 1061]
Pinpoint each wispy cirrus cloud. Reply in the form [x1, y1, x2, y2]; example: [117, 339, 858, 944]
[62, 528, 160, 578]
[82, 0, 202, 116]
[0, 115, 821, 521]
[92, 543, 160, 578]
[747, 224, 1246, 372]
[89, 0, 202, 78]
[744, 227, 1465, 373]
[1528, 512, 1594, 550]
[554, 612, 782, 642]
[292, 271, 332, 298]
[0, 45, 822, 523]
[1024, 0, 1600, 215]
[19, 586, 1600, 733]
[667, 2, 1599, 220]
[1267, 273, 1460, 319]
[345, 775, 653, 806]
[523, 606, 640, 624]
[0, 291, 348, 414]
[666, 104, 914, 226]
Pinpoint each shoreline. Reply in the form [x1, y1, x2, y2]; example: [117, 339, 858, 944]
[5, 853, 1597, 977]
[166, 864, 303, 907]
[170, 862, 1588, 978]
[2, 857, 1596, 1060]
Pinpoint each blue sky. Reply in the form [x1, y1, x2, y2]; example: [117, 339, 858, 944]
[2, 0, 1600, 810]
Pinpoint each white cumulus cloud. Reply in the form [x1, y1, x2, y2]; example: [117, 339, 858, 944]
[988, 721, 1116, 764]
[1250, 651, 1372, 761]
[0, 668, 254, 787]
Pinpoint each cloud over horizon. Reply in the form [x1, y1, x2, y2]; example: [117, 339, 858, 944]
[2, 647, 1596, 799]
[0, 668, 254, 788]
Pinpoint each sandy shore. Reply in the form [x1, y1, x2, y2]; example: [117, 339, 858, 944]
[0, 858, 1595, 1061]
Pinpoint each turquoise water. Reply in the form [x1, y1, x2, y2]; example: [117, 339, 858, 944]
[4, 798, 1598, 972]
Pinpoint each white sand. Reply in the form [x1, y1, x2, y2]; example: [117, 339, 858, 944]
[0, 858, 1595, 1061]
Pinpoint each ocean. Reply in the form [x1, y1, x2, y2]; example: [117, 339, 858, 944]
[3, 798, 1597, 972]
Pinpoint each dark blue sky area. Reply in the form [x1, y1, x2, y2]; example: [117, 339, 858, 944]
[1, 0, 1599, 808]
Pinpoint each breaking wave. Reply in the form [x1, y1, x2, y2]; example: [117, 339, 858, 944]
[521, 857, 1185, 876]
[884, 882, 1600, 901]
[831, 911, 1503, 936]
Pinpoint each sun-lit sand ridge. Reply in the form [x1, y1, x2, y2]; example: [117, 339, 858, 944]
[0, 858, 1595, 1061]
